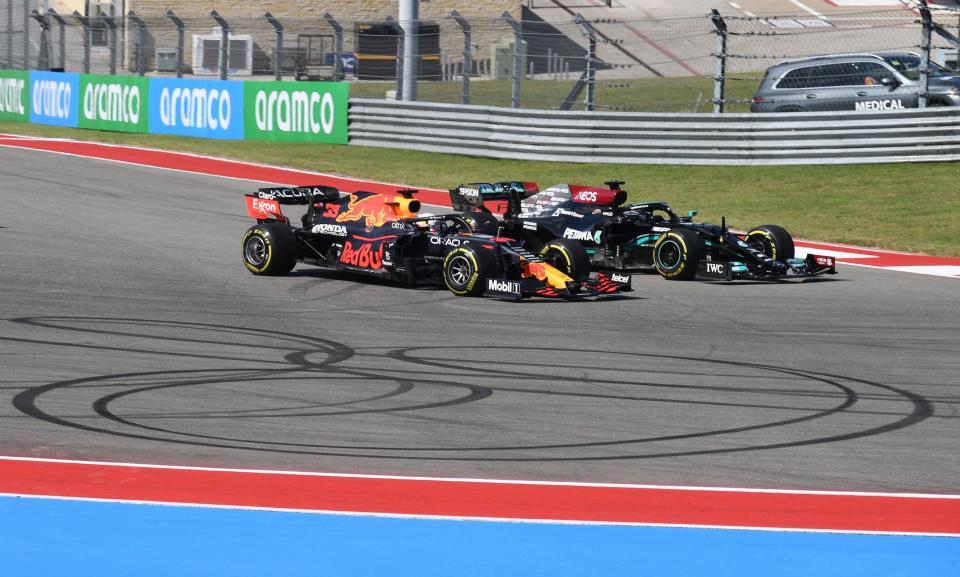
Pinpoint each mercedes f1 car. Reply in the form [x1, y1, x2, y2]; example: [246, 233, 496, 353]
[449, 180, 838, 282]
[241, 185, 631, 299]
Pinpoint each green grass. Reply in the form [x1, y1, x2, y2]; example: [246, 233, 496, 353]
[2, 120, 958, 256]
[349, 77, 758, 112]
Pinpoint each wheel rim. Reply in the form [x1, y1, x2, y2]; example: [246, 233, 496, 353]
[446, 254, 474, 288]
[748, 234, 773, 258]
[245, 236, 268, 266]
[541, 247, 568, 274]
[656, 239, 682, 271]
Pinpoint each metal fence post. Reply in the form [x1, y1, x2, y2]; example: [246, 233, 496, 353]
[709, 9, 728, 114]
[211, 10, 229, 81]
[451, 10, 471, 105]
[574, 13, 597, 111]
[384, 16, 404, 100]
[48, 8, 66, 71]
[918, 2, 933, 108]
[165, 10, 184, 78]
[22, 0, 28, 69]
[501, 11, 522, 109]
[102, 14, 118, 75]
[265, 12, 283, 81]
[128, 10, 146, 76]
[72, 11, 91, 73]
[6, 0, 13, 68]
[29, 9, 50, 71]
[323, 13, 344, 82]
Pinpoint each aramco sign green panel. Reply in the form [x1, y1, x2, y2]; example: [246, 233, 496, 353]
[243, 81, 348, 143]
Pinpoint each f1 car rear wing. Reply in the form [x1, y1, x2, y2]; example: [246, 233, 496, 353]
[450, 180, 627, 218]
[449, 181, 538, 216]
[245, 184, 341, 223]
[255, 185, 340, 205]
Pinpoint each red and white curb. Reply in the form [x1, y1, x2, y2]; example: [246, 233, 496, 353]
[2, 134, 957, 279]
[1, 456, 958, 535]
[794, 240, 960, 279]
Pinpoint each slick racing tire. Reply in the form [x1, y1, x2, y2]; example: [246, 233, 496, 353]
[746, 224, 795, 262]
[540, 238, 590, 281]
[442, 245, 497, 297]
[653, 228, 705, 280]
[242, 223, 298, 275]
[449, 213, 501, 236]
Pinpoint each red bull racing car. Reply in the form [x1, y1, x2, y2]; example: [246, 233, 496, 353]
[241, 185, 631, 300]
[449, 180, 837, 282]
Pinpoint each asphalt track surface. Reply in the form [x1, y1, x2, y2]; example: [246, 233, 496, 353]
[1, 147, 958, 493]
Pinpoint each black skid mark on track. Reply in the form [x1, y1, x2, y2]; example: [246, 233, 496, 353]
[9, 318, 933, 462]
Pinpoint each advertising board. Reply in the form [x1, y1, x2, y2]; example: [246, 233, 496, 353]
[243, 81, 348, 143]
[149, 77, 243, 139]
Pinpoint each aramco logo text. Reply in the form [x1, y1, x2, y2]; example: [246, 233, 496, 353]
[159, 87, 231, 130]
[83, 82, 141, 124]
[0, 78, 25, 115]
[254, 89, 335, 134]
[32, 79, 71, 119]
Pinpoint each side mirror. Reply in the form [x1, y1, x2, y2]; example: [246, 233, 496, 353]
[687, 210, 698, 218]
[880, 77, 900, 87]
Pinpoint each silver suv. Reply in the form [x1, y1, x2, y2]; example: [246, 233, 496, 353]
[751, 52, 960, 112]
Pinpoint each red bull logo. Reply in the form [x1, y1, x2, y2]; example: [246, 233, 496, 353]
[335, 194, 393, 228]
[339, 242, 383, 269]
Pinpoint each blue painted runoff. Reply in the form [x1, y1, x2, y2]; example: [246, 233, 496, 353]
[1, 496, 957, 577]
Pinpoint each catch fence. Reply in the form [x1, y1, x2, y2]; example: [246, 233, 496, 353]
[1, 2, 959, 112]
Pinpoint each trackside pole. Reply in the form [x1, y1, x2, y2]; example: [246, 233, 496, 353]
[166, 10, 185, 78]
[710, 9, 728, 114]
[22, 0, 28, 69]
[102, 13, 118, 75]
[399, 0, 418, 101]
[384, 16, 404, 100]
[574, 13, 598, 111]
[502, 11, 522, 108]
[48, 8, 66, 71]
[451, 10, 471, 105]
[323, 13, 344, 82]
[211, 10, 230, 81]
[72, 11, 91, 73]
[265, 12, 283, 81]
[29, 9, 49, 70]
[919, 1, 932, 109]
[6, 0, 12, 68]
[128, 11, 146, 76]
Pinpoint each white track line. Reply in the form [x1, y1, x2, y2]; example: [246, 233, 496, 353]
[728, 2, 757, 17]
[789, 0, 827, 17]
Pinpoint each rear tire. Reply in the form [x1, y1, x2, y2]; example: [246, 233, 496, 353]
[442, 245, 497, 297]
[540, 238, 591, 281]
[746, 224, 795, 262]
[653, 228, 705, 280]
[242, 223, 298, 275]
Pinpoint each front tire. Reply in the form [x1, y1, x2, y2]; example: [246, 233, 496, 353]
[540, 238, 591, 281]
[653, 228, 705, 280]
[442, 245, 497, 297]
[746, 224, 795, 262]
[242, 223, 298, 275]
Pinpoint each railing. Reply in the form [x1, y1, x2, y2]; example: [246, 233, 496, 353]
[348, 98, 960, 165]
